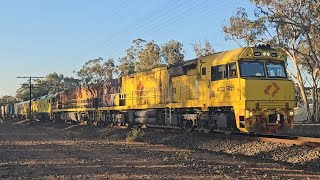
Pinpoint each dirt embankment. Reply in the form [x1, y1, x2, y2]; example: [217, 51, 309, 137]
[0, 119, 320, 179]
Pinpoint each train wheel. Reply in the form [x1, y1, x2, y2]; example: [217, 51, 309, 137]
[184, 120, 194, 132]
[203, 121, 212, 134]
[102, 121, 108, 127]
[223, 130, 233, 135]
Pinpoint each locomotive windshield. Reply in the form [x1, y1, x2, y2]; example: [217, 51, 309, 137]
[239, 60, 287, 78]
[239, 61, 265, 77]
[266, 62, 287, 78]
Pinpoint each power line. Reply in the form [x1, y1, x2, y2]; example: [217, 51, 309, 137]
[77, 0, 244, 64]
[108, 0, 240, 57]
[80, 0, 160, 58]
[150, 0, 243, 40]
[108, 0, 228, 54]
[100, 0, 198, 52]
[79, 0, 184, 59]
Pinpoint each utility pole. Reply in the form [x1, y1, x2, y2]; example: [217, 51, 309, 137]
[17, 76, 44, 125]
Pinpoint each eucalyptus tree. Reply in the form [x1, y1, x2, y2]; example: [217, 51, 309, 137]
[0, 95, 18, 105]
[16, 72, 80, 100]
[77, 57, 117, 84]
[161, 40, 185, 66]
[137, 40, 161, 71]
[118, 38, 146, 75]
[192, 40, 215, 58]
[119, 38, 162, 73]
[223, 0, 320, 122]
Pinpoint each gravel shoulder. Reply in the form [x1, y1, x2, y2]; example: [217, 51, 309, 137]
[0, 119, 320, 179]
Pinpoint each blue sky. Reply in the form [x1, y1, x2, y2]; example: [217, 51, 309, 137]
[0, 0, 255, 96]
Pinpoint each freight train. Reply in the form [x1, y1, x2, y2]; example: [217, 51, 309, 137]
[0, 103, 16, 118]
[1, 46, 295, 134]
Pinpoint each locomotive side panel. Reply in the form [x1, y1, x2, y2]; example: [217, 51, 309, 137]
[16, 101, 30, 119]
[120, 67, 169, 109]
[171, 75, 198, 103]
[32, 96, 51, 121]
[100, 79, 121, 107]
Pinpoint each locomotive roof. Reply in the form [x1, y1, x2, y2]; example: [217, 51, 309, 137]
[199, 47, 286, 65]
[47, 93, 59, 98]
[17, 100, 31, 105]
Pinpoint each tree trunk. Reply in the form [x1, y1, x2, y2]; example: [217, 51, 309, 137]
[311, 72, 319, 123]
[311, 85, 317, 123]
[286, 50, 311, 122]
[296, 71, 311, 122]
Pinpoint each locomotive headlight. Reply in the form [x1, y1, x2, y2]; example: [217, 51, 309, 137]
[262, 51, 271, 56]
[249, 112, 253, 117]
[289, 111, 294, 116]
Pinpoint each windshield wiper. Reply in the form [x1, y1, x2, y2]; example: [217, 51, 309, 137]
[269, 76, 286, 78]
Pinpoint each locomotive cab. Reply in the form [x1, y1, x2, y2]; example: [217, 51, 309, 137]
[235, 47, 295, 133]
[200, 46, 295, 134]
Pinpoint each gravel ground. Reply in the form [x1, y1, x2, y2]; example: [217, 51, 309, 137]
[137, 130, 320, 169]
[292, 105, 320, 137]
[0, 119, 320, 179]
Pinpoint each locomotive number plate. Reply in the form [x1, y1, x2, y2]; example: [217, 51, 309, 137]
[217, 85, 235, 92]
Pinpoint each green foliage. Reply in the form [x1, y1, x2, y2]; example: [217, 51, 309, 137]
[15, 88, 30, 102]
[223, 7, 268, 46]
[76, 57, 117, 85]
[118, 38, 146, 75]
[119, 39, 186, 74]
[62, 76, 81, 92]
[223, 0, 320, 122]
[118, 56, 136, 76]
[191, 40, 215, 58]
[126, 128, 144, 142]
[161, 40, 185, 66]
[15, 72, 80, 101]
[137, 40, 161, 71]
[0, 95, 18, 105]
[176, 150, 194, 160]
[119, 38, 164, 74]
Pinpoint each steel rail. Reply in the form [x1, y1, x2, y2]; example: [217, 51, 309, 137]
[237, 133, 320, 147]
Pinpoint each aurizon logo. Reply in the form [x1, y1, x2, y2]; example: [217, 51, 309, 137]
[264, 82, 280, 97]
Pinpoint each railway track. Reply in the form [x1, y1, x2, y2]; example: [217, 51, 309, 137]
[236, 133, 320, 147]
[142, 124, 320, 147]
[108, 123, 320, 147]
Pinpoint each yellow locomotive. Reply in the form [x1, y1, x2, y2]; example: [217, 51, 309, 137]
[16, 101, 30, 119]
[96, 45, 294, 134]
[31, 95, 52, 120]
[21, 45, 295, 134]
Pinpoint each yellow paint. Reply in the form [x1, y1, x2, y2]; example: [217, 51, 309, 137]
[32, 98, 51, 114]
[120, 67, 169, 106]
[16, 101, 29, 117]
